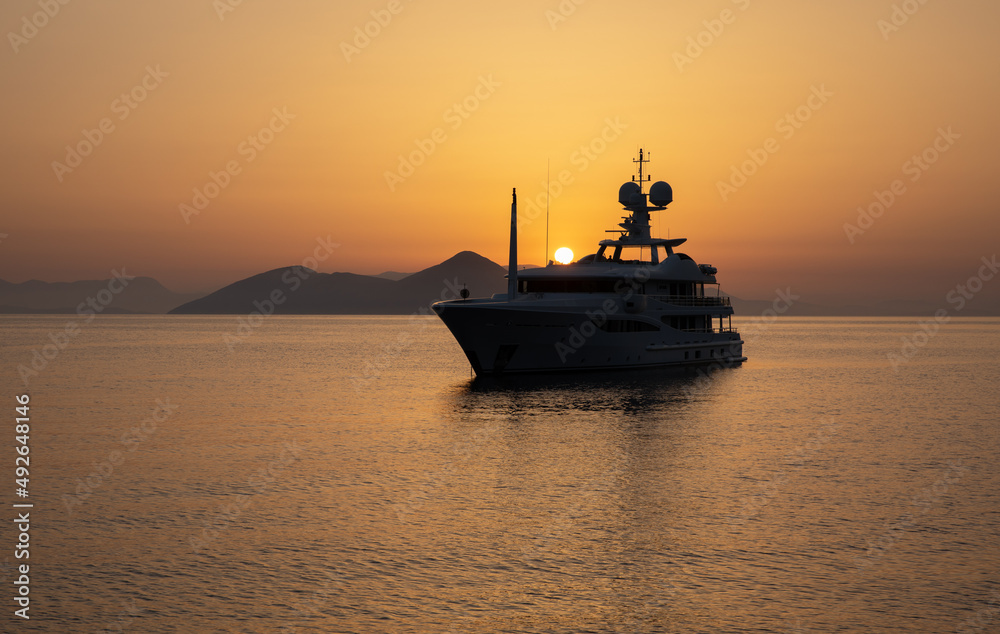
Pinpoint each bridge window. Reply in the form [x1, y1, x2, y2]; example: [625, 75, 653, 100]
[661, 315, 709, 331]
[598, 319, 660, 333]
[522, 279, 618, 293]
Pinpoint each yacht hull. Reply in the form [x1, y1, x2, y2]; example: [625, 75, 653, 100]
[433, 300, 744, 375]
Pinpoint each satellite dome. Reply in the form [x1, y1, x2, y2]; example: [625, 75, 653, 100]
[649, 181, 673, 207]
[618, 182, 640, 206]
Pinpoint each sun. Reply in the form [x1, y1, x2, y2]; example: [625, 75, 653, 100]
[554, 247, 574, 264]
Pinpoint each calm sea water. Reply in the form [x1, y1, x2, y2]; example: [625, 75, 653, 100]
[1, 315, 998, 633]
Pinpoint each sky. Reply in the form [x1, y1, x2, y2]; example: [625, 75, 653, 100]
[1, 0, 998, 306]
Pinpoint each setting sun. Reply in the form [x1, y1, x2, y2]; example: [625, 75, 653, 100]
[554, 247, 574, 264]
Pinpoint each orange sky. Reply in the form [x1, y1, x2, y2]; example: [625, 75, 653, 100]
[1, 0, 998, 305]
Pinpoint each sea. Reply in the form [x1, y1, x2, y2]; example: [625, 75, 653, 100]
[1, 315, 998, 633]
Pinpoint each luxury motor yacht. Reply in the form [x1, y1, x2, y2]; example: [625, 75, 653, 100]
[433, 149, 746, 374]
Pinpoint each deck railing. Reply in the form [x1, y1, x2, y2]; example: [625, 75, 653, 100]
[647, 295, 731, 307]
[669, 327, 739, 334]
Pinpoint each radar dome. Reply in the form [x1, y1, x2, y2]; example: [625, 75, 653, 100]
[649, 181, 673, 207]
[618, 182, 640, 205]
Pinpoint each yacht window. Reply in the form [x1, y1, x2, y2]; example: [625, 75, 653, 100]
[597, 319, 660, 333]
[522, 279, 618, 293]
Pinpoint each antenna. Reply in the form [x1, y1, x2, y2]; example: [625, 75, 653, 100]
[633, 148, 651, 193]
[545, 159, 550, 265]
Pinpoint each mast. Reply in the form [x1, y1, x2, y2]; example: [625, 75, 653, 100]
[598, 149, 677, 264]
[508, 188, 518, 299]
[624, 148, 652, 241]
[632, 148, 650, 195]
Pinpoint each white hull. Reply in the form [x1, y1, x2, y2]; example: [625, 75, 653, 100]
[434, 297, 744, 375]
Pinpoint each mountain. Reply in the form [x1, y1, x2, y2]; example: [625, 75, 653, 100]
[169, 251, 508, 315]
[9, 254, 996, 317]
[0, 276, 204, 314]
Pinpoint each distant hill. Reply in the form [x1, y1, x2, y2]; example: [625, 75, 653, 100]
[169, 251, 508, 315]
[0, 276, 203, 314]
[375, 271, 412, 281]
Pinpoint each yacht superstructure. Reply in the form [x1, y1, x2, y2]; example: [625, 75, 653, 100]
[433, 150, 746, 375]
